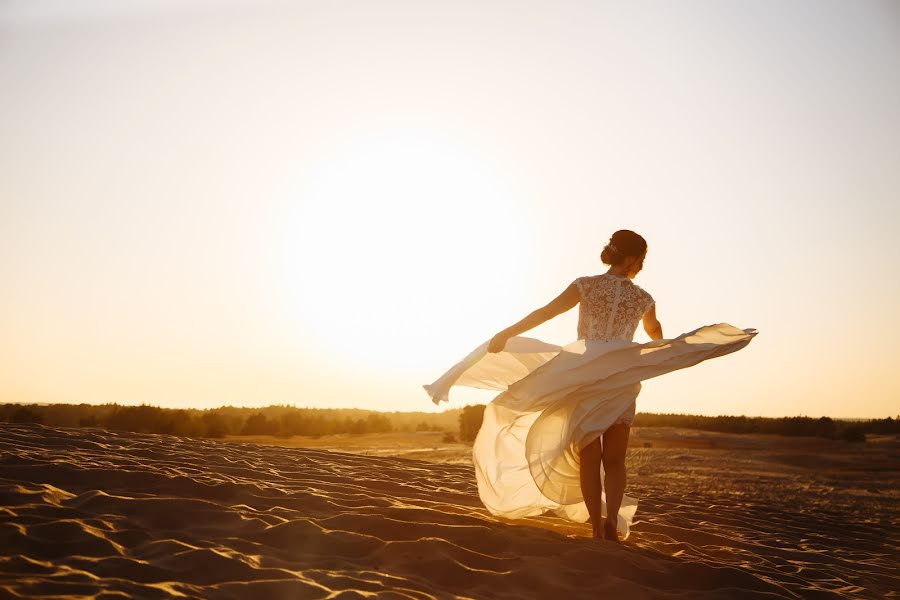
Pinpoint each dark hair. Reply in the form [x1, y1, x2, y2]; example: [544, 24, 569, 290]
[600, 230, 647, 266]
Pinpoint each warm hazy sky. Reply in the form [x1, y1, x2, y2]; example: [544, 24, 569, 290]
[1, 0, 898, 418]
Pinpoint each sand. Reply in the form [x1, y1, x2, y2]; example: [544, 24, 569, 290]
[1, 424, 897, 599]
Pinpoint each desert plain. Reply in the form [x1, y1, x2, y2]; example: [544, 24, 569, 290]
[0, 423, 897, 599]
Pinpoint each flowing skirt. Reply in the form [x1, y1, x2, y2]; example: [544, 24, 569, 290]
[424, 323, 758, 540]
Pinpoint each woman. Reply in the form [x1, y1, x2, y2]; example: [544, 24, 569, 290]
[423, 229, 756, 542]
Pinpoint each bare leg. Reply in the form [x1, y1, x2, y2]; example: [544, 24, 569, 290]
[601, 422, 631, 542]
[578, 437, 603, 538]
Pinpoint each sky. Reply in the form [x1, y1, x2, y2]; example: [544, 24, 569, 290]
[1, 0, 898, 418]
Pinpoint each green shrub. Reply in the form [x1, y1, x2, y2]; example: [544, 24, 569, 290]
[458, 404, 486, 442]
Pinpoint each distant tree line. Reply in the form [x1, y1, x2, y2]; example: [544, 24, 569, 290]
[1, 403, 896, 444]
[0, 403, 459, 439]
[631, 413, 899, 442]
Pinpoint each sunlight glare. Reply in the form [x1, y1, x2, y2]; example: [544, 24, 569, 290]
[272, 133, 530, 372]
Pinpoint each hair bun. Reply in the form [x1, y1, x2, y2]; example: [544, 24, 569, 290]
[600, 230, 647, 266]
[600, 243, 621, 265]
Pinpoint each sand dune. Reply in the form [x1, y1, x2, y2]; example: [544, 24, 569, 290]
[0, 424, 896, 598]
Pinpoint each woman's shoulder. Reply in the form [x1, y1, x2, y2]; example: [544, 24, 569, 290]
[613, 275, 654, 300]
[572, 274, 601, 296]
[573, 273, 651, 294]
[630, 280, 654, 302]
[572, 273, 608, 287]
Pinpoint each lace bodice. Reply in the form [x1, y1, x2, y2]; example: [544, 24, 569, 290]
[573, 274, 655, 342]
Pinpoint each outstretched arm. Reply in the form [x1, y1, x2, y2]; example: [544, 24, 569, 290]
[487, 283, 580, 353]
[642, 305, 663, 340]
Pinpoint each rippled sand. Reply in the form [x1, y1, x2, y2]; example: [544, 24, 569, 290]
[1, 424, 896, 598]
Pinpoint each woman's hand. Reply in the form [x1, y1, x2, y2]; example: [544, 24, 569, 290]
[487, 333, 509, 353]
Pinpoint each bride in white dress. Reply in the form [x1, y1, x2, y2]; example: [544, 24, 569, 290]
[424, 230, 757, 542]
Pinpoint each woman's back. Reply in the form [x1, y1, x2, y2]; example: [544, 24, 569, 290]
[574, 273, 655, 342]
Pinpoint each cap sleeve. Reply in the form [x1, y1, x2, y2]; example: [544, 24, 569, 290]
[642, 290, 655, 315]
[572, 276, 586, 299]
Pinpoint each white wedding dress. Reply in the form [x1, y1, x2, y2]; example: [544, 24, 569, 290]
[424, 273, 758, 540]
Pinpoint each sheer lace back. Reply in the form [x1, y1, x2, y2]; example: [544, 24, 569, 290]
[574, 274, 655, 342]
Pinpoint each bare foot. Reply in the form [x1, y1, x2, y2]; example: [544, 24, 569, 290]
[602, 519, 621, 543]
[591, 519, 602, 539]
